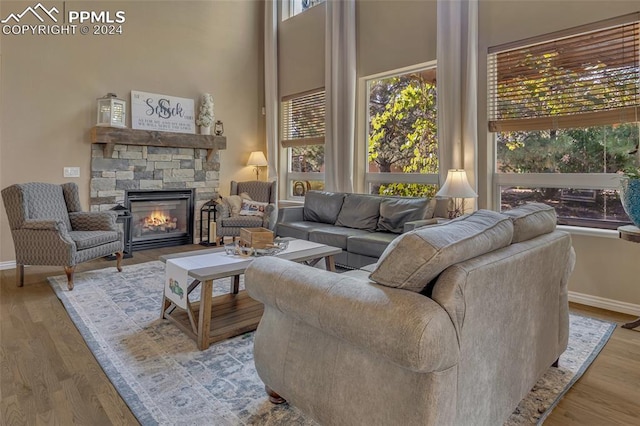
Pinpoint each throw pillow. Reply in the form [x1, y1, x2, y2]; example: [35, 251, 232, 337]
[369, 210, 514, 292]
[240, 199, 268, 217]
[501, 203, 557, 243]
[335, 194, 382, 231]
[303, 191, 346, 224]
[222, 195, 243, 217]
[376, 198, 431, 234]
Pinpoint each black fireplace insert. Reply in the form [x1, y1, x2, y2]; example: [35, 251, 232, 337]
[125, 189, 195, 250]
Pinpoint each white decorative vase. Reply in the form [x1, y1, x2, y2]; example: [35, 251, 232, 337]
[200, 126, 211, 135]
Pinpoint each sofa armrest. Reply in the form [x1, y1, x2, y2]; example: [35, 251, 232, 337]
[262, 204, 277, 230]
[403, 218, 440, 233]
[246, 257, 459, 373]
[69, 211, 117, 231]
[276, 206, 304, 223]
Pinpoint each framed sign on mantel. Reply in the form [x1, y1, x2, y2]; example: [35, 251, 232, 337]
[131, 90, 196, 134]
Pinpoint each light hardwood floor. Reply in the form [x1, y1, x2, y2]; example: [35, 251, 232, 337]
[1, 245, 639, 425]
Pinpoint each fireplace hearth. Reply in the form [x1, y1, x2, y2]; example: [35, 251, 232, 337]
[125, 189, 195, 250]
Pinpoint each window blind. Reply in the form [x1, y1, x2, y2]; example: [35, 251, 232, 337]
[281, 90, 325, 148]
[488, 18, 640, 132]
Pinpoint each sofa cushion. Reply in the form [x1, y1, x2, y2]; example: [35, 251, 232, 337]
[369, 210, 514, 292]
[347, 232, 398, 258]
[309, 226, 371, 250]
[303, 191, 346, 224]
[501, 203, 557, 243]
[376, 198, 431, 234]
[335, 194, 382, 231]
[220, 215, 264, 228]
[276, 221, 337, 240]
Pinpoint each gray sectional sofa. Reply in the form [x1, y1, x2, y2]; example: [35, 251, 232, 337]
[275, 190, 448, 268]
[246, 204, 573, 425]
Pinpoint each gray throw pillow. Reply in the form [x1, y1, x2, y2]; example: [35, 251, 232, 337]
[335, 194, 382, 231]
[369, 210, 514, 292]
[501, 203, 557, 243]
[303, 191, 346, 224]
[376, 198, 431, 234]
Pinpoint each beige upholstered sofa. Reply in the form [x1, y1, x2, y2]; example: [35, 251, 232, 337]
[245, 205, 574, 425]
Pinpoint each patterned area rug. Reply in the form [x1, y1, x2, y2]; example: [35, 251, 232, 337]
[48, 261, 615, 426]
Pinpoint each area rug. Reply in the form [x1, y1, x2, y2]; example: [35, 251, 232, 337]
[48, 261, 615, 425]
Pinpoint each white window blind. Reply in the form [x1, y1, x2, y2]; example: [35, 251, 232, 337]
[281, 90, 325, 148]
[488, 15, 640, 132]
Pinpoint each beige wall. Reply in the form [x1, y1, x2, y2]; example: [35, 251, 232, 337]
[0, 0, 264, 263]
[357, 0, 436, 78]
[278, 1, 325, 98]
[478, 0, 640, 307]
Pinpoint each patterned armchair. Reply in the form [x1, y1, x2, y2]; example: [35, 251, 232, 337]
[1, 182, 123, 290]
[215, 180, 277, 244]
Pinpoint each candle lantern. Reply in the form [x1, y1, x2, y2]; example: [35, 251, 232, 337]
[200, 199, 219, 246]
[96, 93, 127, 128]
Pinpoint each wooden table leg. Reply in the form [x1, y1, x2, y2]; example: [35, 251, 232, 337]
[197, 279, 213, 350]
[160, 296, 171, 319]
[325, 255, 336, 272]
[231, 275, 240, 294]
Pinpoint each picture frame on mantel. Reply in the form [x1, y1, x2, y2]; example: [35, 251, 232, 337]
[131, 90, 196, 134]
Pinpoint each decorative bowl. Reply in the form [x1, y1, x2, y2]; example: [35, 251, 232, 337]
[224, 243, 238, 255]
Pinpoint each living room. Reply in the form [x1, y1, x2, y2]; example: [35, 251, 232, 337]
[1, 0, 639, 425]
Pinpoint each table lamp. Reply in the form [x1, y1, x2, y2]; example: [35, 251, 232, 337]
[436, 169, 478, 218]
[247, 151, 268, 180]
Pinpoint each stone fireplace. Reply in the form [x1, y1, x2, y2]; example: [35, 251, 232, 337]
[90, 127, 227, 248]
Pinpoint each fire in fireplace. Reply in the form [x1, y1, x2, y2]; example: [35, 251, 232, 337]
[125, 189, 195, 250]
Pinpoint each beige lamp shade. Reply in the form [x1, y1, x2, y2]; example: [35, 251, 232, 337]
[247, 151, 268, 167]
[436, 169, 477, 199]
[247, 151, 268, 180]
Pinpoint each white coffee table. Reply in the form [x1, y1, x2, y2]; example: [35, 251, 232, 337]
[160, 239, 341, 350]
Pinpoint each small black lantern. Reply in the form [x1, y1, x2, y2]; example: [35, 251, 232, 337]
[214, 120, 224, 136]
[200, 199, 219, 246]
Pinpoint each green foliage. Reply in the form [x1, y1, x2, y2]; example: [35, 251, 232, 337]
[368, 72, 438, 197]
[497, 124, 639, 175]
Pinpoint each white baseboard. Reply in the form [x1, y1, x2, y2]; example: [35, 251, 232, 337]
[569, 291, 640, 316]
[0, 260, 16, 270]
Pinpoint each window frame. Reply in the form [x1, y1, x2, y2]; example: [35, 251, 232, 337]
[280, 88, 326, 201]
[489, 14, 639, 230]
[363, 61, 440, 196]
[282, 0, 326, 21]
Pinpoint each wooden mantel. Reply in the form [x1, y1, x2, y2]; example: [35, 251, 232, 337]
[91, 126, 227, 161]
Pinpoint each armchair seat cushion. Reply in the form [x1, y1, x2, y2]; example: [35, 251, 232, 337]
[220, 215, 264, 228]
[69, 230, 120, 250]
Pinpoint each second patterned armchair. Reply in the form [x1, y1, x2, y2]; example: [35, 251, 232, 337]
[215, 180, 277, 244]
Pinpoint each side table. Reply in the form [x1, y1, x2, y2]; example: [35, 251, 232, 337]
[617, 225, 640, 329]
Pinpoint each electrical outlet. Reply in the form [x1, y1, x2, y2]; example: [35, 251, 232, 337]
[63, 167, 80, 178]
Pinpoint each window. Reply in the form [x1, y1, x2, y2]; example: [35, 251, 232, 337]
[281, 89, 325, 199]
[489, 15, 640, 229]
[365, 64, 439, 197]
[283, 0, 325, 20]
